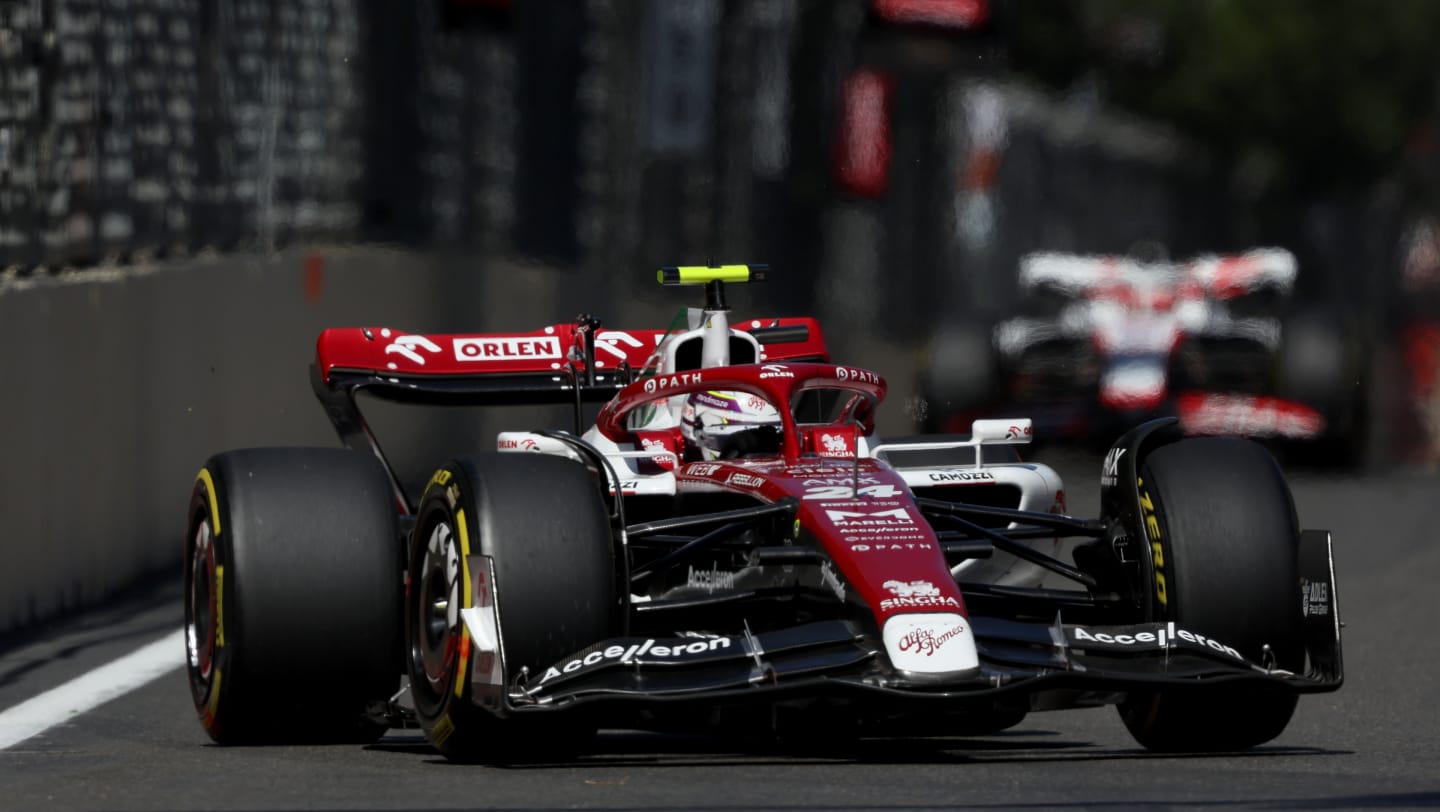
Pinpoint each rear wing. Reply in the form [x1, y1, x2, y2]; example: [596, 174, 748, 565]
[1020, 248, 1297, 299]
[314, 316, 827, 403]
[310, 315, 828, 510]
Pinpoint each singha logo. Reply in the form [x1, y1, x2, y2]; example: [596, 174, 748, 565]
[882, 580, 940, 598]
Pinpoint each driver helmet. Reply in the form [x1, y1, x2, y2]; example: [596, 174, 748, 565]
[681, 390, 781, 460]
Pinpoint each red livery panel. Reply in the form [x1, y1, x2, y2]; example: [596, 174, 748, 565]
[315, 317, 828, 381]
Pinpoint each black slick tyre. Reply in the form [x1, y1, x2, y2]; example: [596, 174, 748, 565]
[1119, 437, 1304, 752]
[405, 453, 615, 763]
[184, 448, 402, 744]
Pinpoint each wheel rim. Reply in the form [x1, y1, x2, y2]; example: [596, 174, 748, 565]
[412, 519, 462, 703]
[185, 517, 218, 700]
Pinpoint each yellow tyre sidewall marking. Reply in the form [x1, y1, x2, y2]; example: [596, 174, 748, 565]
[214, 565, 225, 648]
[205, 669, 223, 728]
[1137, 477, 1167, 609]
[196, 468, 226, 729]
[453, 506, 473, 699]
[196, 468, 222, 537]
[431, 714, 456, 750]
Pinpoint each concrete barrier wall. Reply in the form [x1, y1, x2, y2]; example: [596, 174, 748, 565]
[0, 247, 588, 635]
[0, 246, 917, 636]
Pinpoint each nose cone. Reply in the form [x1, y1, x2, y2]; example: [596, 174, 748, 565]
[882, 613, 980, 677]
[1099, 361, 1167, 412]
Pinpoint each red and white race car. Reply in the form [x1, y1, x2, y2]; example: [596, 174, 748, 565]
[920, 249, 1366, 460]
[183, 265, 1341, 761]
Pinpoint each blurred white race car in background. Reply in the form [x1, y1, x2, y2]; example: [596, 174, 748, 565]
[918, 248, 1367, 463]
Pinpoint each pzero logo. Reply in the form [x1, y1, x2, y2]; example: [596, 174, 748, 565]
[759, 364, 794, 379]
[384, 335, 442, 365]
[643, 372, 704, 394]
[539, 636, 733, 683]
[1101, 448, 1125, 485]
[1138, 476, 1166, 607]
[898, 623, 967, 657]
[454, 336, 561, 361]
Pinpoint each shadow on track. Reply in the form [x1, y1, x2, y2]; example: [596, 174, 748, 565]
[366, 727, 1351, 771]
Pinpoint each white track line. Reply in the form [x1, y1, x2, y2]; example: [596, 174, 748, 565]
[0, 628, 185, 750]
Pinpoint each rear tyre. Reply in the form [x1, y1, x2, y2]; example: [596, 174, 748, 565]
[184, 448, 402, 744]
[1119, 438, 1304, 752]
[405, 453, 615, 763]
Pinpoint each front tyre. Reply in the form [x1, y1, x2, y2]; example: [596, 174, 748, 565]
[184, 448, 402, 744]
[405, 453, 615, 762]
[1119, 438, 1304, 752]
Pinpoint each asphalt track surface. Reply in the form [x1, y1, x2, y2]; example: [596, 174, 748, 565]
[3, 453, 1439, 812]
